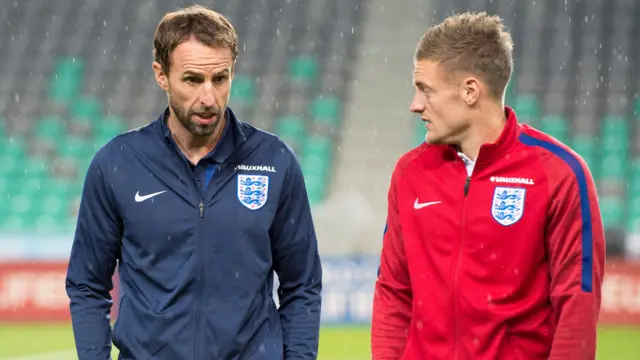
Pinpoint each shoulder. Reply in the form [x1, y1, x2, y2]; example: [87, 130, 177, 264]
[86, 122, 156, 174]
[238, 121, 300, 173]
[392, 142, 442, 180]
[517, 124, 593, 189]
[241, 122, 296, 157]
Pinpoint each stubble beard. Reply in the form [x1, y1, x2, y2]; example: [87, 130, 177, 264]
[169, 98, 225, 138]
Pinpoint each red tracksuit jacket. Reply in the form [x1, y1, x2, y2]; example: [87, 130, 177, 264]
[372, 107, 606, 360]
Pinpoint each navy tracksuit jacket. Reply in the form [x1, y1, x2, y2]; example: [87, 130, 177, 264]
[65, 107, 323, 360]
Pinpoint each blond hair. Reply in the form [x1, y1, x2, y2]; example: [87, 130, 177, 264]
[415, 12, 514, 99]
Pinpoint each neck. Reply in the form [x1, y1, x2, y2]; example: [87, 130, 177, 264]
[167, 114, 226, 165]
[458, 104, 506, 161]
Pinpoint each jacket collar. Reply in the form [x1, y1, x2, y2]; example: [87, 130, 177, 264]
[442, 106, 520, 168]
[475, 106, 520, 167]
[155, 106, 247, 164]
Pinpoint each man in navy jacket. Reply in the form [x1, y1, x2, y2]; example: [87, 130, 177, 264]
[65, 5, 323, 359]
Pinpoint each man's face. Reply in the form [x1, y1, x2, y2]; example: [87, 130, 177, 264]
[410, 59, 471, 145]
[153, 38, 234, 137]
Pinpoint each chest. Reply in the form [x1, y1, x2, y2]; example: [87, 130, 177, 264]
[400, 156, 550, 270]
[111, 157, 283, 262]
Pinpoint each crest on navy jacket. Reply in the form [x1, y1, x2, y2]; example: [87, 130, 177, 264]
[237, 174, 269, 210]
[491, 186, 526, 226]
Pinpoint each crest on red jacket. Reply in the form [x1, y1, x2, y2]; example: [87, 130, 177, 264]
[491, 186, 526, 226]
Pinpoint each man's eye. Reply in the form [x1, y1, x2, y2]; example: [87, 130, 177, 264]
[185, 77, 200, 84]
[214, 76, 228, 83]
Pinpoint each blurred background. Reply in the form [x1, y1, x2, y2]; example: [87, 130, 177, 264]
[1, 0, 639, 359]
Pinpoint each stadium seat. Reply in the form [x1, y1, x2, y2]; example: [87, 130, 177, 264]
[48, 58, 84, 105]
[70, 96, 102, 120]
[601, 114, 629, 153]
[0, 154, 21, 180]
[600, 115, 629, 180]
[304, 172, 326, 205]
[539, 114, 569, 144]
[599, 196, 624, 228]
[49, 77, 80, 105]
[97, 115, 127, 138]
[1, 136, 26, 157]
[35, 115, 66, 139]
[0, 214, 28, 233]
[572, 134, 597, 178]
[513, 93, 541, 126]
[311, 95, 342, 127]
[275, 115, 306, 151]
[54, 57, 84, 79]
[289, 55, 319, 83]
[230, 75, 255, 104]
[22, 157, 50, 181]
[57, 136, 93, 165]
[301, 134, 333, 204]
[504, 77, 517, 106]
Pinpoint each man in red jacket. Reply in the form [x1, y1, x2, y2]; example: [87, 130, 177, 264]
[371, 12, 606, 360]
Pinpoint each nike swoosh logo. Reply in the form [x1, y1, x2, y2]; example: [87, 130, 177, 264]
[414, 199, 441, 209]
[135, 190, 167, 202]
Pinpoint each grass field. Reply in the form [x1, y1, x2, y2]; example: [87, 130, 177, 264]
[0, 324, 637, 359]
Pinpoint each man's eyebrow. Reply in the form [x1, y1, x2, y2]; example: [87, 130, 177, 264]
[182, 69, 230, 77]
[214, 69, 230, 76]
[182, 70, 203, 77]
[415, 81, 432, 89]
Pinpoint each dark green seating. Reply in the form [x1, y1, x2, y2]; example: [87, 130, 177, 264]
[539, 114, 569, 144]
[513, 93, 540, 125]
[70, 96, 102, 120]
[275, 116, 306, 150]
[230, 75, 255, 103]
[311, 95, 341, 128]
[289, 55, 319, 82]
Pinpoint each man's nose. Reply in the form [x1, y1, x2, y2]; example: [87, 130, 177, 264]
[200, 83, 217, 107]
[409, 94, 424, 114]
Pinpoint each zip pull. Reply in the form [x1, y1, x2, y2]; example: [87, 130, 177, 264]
[464, 176, 471, 196]
[199, 201, 204, 218]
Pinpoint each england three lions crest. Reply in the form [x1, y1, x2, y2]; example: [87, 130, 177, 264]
[237, 174, 269, 210]
[491, 187, 526, 226]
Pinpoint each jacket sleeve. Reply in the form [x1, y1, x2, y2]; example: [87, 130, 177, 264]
[270, 147, 322, 360]
[371, 163, 412, 359]
[546, 157, 605, 360]
[66, 148, 122, 360]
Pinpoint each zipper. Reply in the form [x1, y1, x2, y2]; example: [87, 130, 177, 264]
[464, 176, 471, 196]
[194, 198, 205, 359]
[453, 174, 471, 359]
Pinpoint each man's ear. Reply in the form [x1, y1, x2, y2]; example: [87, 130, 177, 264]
[462, 77, 480, 106]
[152, 61, 169, 91]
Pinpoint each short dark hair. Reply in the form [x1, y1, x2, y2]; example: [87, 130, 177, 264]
[415, 12, 513, 100]
[153, 4, 239, 74]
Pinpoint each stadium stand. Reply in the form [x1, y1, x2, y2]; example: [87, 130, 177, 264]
[2, 0, 640, 257]
[3, 2, 640, 357]
[0, 0, 365, 237]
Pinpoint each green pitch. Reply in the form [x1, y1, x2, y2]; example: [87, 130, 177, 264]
[0, 324, 637, 359]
